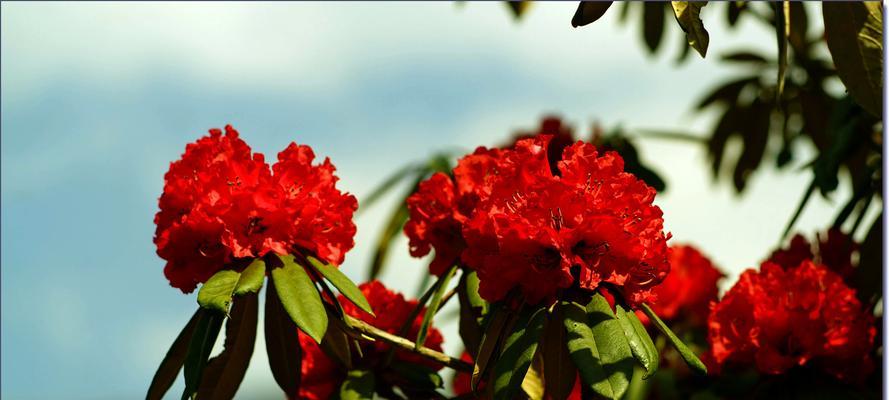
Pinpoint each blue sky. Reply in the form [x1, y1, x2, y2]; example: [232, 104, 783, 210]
[1, 2, 858, 399]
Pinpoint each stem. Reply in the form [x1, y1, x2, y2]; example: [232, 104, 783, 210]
[343, 314, 473, 372]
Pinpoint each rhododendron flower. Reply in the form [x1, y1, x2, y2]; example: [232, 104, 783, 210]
[767, 228, 858, 278]
[642, 244, 724, 328]
[707, 260, 875, 383]
[154, 125, 356, 292]
[299, 281, 444, 400]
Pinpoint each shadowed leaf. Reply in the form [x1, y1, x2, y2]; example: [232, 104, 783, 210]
[695, 75, 759, 110]
[182, 309, 224, 400]
[319, 306, 353, 369]
[340, 369, 376, 400]
[505, 1, 532, 19]
[472, 304, 510, 391]
[671, 2, 710, 57]
[264, 276, 302, 398]
[146, 310, 200, 400]
[572, 2, 612, 27]
[360, 163, 421, 213]
[492, 306, 547, 400]
[726, 1, 746, 27]
[853, 213, 883, 303]
[542, 303, 577, 400]
[640, 304, 707, 375]
[197, 292, 259, 400]
[823, 1, 883, 117]
[458, 271, 486, 358]
[642, 2, 666, 53]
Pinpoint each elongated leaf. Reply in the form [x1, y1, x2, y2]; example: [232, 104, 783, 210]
[458, 272, 485, 358]
[541, 303, 577, 400]
[853, 213, 882, 303]
[416, 265, 457, 348]
[340, 369, 375, 400]
[272, 254, 328, 343]
[264, 277, 302, 398]
[361, 163, 420, 212]
[671, 2, 710, 57]
[720, 51, 768, 64]
[320, 306, 353, 369]
[695, 75, 759, 110]
[521, 355, 544, 400]
[614, 305, 659, 378]
[197, 292, 259, 399]
[776, 1, 789, 101]
[782, 179, 816, 240]
[389, 362, 444, 390]
[182, 309, 224, 400]
[726, 1, 746, 27]
[368, 184, 414, 281]
[472, 305, 509, 391]
[492, 306, 547, 400]
[197, 270, 240, 314]
[823, 2, 883, 117]
[235, 259, 265, 296]
[146, 310, 200, 400]
[640, 304, 707, 375]
[307, 256, 373, 316]
[572, 2, 612, 27]
[642, 2, 666, 53]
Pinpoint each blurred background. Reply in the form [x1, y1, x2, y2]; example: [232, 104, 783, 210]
[1, 2, 871, 399]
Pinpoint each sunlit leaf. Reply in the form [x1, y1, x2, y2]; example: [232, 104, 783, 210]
[272, 254, 328, 343]
[823, 1, 883, 117]
[340, 369, 376, 400]
[614, 305, 659, 378]
[640, 304, 707, 375]
[492, 305, 547, 400]
[181, 309, 224, 400]
[146, 310, 200, 400]
[572, 2, 612, 27]
[541, 302, 577, 400]
[234, 259, 265, 296]
[307, 256, 373, 316]
[416, 265, 457, 348]
[197, 270, 240, 314]
[671, 2, 709, 57]
[197, 292, 259, 400]
[521, 355, 545, 400]
[264, 276, 302, 398]
[472, 304, 509, 391]
[563, 297, 633, 400]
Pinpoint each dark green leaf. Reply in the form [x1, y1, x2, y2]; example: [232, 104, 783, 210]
[197, 270, 240, 314]
[272, 254, 328, 343]
[618, 0, 633, 23]
[368, 181, 414, 281]
[472, 304, 509, 391]
[360, 163, 421, 212]
[695, 75, 759, 110]
[615, 305, 659, 378]
[671, 2, 710, 57]
[505, 1, 531, 19]
[572, 1, 612, 27]
[492, 306, 547, 400]
[181, 309, 224, 400]
[146, 310, 200, 400]
[788, 1, 808, 52]
[416, 265, 457, 348]
[458, 271, 485, 358]
[340, 369, 375, 400]
[197, 292, 259, 400]
[264, 276, 302, 398]
[823, 1, 883, 117]
[389, 362, 444, 390]
[542, 303, 577, 400]
[307, 256, 373, 316]
[642, 2, 666, 53]
[720, 51, 768, 64]
[319, 306, 353, 369]
[234, 259, 265, 296]
[726, 1, 746, 27]
[732, 98, 771, 192]
[563, 298, 633, 400]
[776, 1, 789, 101]
[781, 179, 816, 240]
[640, 304, 707, 375]
[853, 213, 882, 303]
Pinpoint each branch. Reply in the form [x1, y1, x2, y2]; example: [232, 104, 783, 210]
[343, 314, 473, 372]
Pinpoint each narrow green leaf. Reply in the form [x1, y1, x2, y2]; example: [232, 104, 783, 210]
[197, 270, 240, 314]
[492, 306, 547, 400]
[671, 2, 709, 57]
[264, 277, 302, 398]
[642, 2, 666, 53]
[472, 304, 509, 391]
[640, 304, 707, 375]
[521, 357, 545, 400]
[196, 292, 259, 399]
[272, 254, 328, 343]
[541, 303, 577, 400]
[320, 306, 353, 369]
[572, 1, 612, 27]
[416, 265, 457, 348]
[307, 256, 374, 316]
[853, 213, 883, 303]
[181, 309, 224, 400]
[615, 305, 659, 378]
[776, 1, 789, 101]
[368, 185, 413, 281]
[781, 179, 816, 240]
[823, 1, 883, 117]
[234, 259, 265, 296]
[340, 369, 376, 400]
[360, 163, 421, 212]
[146, 310, 200, 400]
[389, 362, 444, 390]
[457, 271, 485, 358]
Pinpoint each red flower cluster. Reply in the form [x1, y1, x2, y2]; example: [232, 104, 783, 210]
[155, 126, 357, 292]
[406, 135, 670, 305]
[767, 228, 858, 278]
[299, 281, 444, 400]
[707, 260, 875, 383]
[642, 244, 724, 328]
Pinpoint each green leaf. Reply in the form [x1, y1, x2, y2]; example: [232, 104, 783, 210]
[196, 292, 259, 399]
[492, 306, 547, 400]
[234, 259, 265, 296]
[776, 1, 789, 101]
[720, 51, 768, 64]
[360, 163, 421, 212]
[272, 254, 328, 343]
[572, 1, 612, 27]
[640, 304, 707, 375]
[521, 357, 545, 400]
[320, 306, 353, 369]
[563, 297, 634, 400]
[541, 303, 577, 400]
[146, 310, 200, 400]
[458, 272, 485, 358]
[416, 265, 457, 348]
[853, 213, 882, 303]
[264, 276, 302, 398]
[197, 270, 240, 314]
[642, 2, 666, 53]
[340, 369, 375, 400]
[505, 1, 532, 20]
[368, 186, 413, 281]
[726, 1, 746, 27]
[181, 309, 224, 400]
[307, 256, 374, 316]
[671, 2, 709, 57]
[614, 305, 659, 378]
[823, 1, 883, 117]
[389, 362, 444, 390]
[472, 304, 509, 391]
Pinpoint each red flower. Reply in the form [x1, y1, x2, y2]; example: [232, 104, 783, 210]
[405, 173, 467, 275]
[154, 126, 357, 292]
[461, 136, 670, 305]
[299, 281, 444, 400]
[767, 228, 858, 278]
[643, 244, 724, 328]
[707, 260, 875, 383]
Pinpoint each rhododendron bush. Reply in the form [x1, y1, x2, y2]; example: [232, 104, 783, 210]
[145, 2, 882, 400]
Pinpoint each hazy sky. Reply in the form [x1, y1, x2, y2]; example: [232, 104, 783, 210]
[1, 2, 858, 399]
